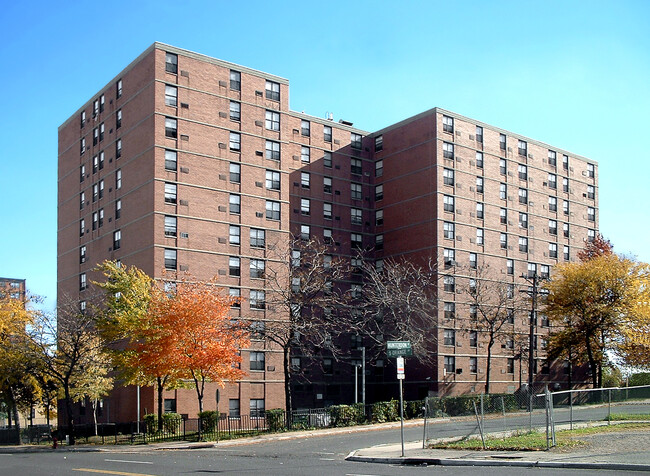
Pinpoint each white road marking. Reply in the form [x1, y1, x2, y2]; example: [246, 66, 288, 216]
[104, 459, 153, 465]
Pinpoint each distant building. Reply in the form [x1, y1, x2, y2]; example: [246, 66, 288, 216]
[58, 43, 597, 420]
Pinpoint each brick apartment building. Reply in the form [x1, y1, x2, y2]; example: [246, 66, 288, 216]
[58, 43, 597, 420]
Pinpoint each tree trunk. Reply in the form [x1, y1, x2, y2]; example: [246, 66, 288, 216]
[92, 399, 98, 436]
[157, 376, 164, 431]
[485, 336, 494, 394]
[584, 336, 598, 389]
[64, 383, 75, 445]
[283, 345, 292, 429]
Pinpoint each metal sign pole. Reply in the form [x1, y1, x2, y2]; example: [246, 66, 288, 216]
[400, 377, 405, 457]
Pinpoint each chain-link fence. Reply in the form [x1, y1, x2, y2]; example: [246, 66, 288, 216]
[423, 385, 650, 449]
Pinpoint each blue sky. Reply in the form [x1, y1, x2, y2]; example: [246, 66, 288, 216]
[1, 0, 648, 311]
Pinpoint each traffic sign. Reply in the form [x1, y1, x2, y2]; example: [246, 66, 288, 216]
[387, 341, 413, 357]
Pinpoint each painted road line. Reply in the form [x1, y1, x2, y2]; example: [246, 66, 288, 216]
[73, 468, 156, 476]
[104, 459, 153, 465]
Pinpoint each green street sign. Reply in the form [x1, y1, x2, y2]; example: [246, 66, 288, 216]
[386, 341, 413, 357]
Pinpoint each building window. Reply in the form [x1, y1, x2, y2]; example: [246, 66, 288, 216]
[80, 191, 86, 210]
[443, 248, 455, 267]
[549, 196, 557, 211]
[350, 182, 362, 200]
[563, 223, 570, 238]
[444, 356, 455, 373]
[500, 208, 507, 224]
[518, 188, 527, 204]
[250, 399, 265, 418]
[443, 221, 455, 239]
[351, 233, 362, 248]
[588, 207, 595, 222]
[80, 245, 87, 264]
[540, 265, 550, 279]
[507, 259, 514, 275]
[80, 164, 85, 182]
[443, 115, 454, 133]
[116, 78, 123, 98]
[250, 290, 265, 310]
[301, 146, 310, 163]
[548, 173, 557, 189]
[443, 329, 456, 346]
[165, 52, 178, 73]
[588, 229, 596, 242]
[563, 177, 569, 192]
[443, 142, 454, 159]
[375, 160, 383, 177]
[228, 399, 240, 418]
[475, 125, 483, 142]
[476, 152, 484, 168]
[80, 219, 85, 236]
[507, 358, 515, 374]
[115, 138, 122, 159]
[229, 257, 240, 277]
[165, 85, 177, 107]
[500, 233, 507, 249]
[93, 99, 99, 116]
[230, 101, 241, 121]
[253, 141, 273, 163]
[519, 212, 528, 228]
[80, 273, 87, 291]
[469, 253, 477, 269]
[250, 259, 265, 279]
[375, 209, 383, 226]
[564, 245, 570, 260]
[323, 176, 332, 193]
[265, 110, 280, 131]
[250, 228, 265, 248]
[300, 198, 310, 216]
[164, 216, 177, 237]
[476, 228, 484, 245]
[229, 225, 240, 245]
[348, 158, 361, 175]
[351, 208, 362, 225]
[351, 133, 362, 149]
[323, 125, 332, 142]
[324, 151, 332, 168]
[500, 159, 507, 175]
[476, 202, 484, 219]
[266, 170, 280, 190]
[519, 237, 528, 252]
[163, 149, 177, 171]
[165, 117, 177, 138]
[528, 263, 537, 278]
[476, 177, 484, 193]
[563, 154, 569, 170]
[548, 150, 557, 167]
[549, 243, 558, 258]
[229, 162, 241, 183]
[115, 169, 122, 190]
[92, 211, 98, 230]
[500, 133, 506, 151]
[229, 194, 241, 214]
[113, 230, 121, 250]
[164, 249, 177, 269]
[375, 135, 383, 152]
[300, 225, 310, 240]
[100, 94, 105, 113]
[587, 185, 595, 199]
[500, 183, 507, 200]
[518, 140, 527, 156]
[375, 234, 383, 250]
[443, 195, 454, 212]
[298, 171, 310, 189]
[469, 357, 478, 374]
[230, 70, 241, 90]
[229, 288, 241, 307]
[443, 276, 455, 292]
[301, 119, 310, 136]
[549, 219, 557, 235]
[265, 80, 280, 101]
[229, 132, 241, 151]
[80, 137, 86, 155]
[266, 200, 280, 220]
[518, 164, 528, 180]
[81, 110, 86, 128]
[250, 351, 265, 370]
[375, 184, 383, 201]
[469, 330, 478, 347]
[587, 163, 595, 178]
[323, 202, 333, 220]
[100, 123, 105, 141]
[563, 200, 569, 215]
[443, 168, 454, 186]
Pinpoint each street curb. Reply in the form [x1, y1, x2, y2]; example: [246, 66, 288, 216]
[345, 451, 650, 472]
[0, 446, 102, 454]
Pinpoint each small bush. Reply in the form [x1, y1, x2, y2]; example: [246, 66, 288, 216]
[198, 410, 219, 433]
[266, 409, 286, 432]
[162, 413, 182, 434]
[405, 399, 425, 419]
[329, 404, 364, 427]
[143, 414, 158, 433]
[371, 400, 399, 423]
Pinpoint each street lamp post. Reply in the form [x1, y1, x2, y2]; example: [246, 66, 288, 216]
[520, 272, 546, 392]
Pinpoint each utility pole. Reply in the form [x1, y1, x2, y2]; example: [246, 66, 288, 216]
[520, 272, 545, 392]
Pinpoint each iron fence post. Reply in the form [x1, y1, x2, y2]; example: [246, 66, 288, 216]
[608, 388, 611, 425]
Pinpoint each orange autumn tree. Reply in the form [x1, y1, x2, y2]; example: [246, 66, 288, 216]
[148, 276, 249, 415]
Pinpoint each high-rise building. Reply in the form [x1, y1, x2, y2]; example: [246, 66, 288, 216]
[58, 43, 597, 420]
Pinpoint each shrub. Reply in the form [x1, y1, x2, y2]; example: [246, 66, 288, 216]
[371, 400, 399, 423]
[162, 412, 182, 434]
[198, 410, 219, 433]
[405, 399, 425, 419]
[629, 372, 650, 387]
[441, 396, 477, 416]
[143, 414, 158, 433]
[329, 404, 364, 427]
[266, 409, 286, 432]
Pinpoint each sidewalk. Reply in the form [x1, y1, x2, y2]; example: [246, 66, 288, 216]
[347, 433, 650, 472]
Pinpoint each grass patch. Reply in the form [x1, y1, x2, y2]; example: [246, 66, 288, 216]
[429, 422, 650, 451]
[608, 413, 650, 421]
